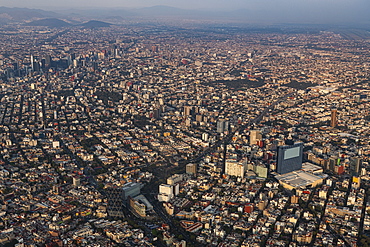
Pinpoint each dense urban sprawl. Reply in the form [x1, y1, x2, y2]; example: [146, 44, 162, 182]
[0, 23, 370, 246]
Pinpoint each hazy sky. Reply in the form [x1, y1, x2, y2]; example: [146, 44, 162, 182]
[0, 0, 367, 10]
[1, 0, 369, 24]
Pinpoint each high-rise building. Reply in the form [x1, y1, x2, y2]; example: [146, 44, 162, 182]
[30, 54, 34, 71]
[258, 200, 268, 210]
[225, 160, 245, 178]
[326, 157, 338, 172]
[183, 106, 192, 116]
[158, 184, 174, 202]
[106, 183, 142, 217]
[331, 109, 338, 128]
[349, 157, 362, 176]
[153, 108, 161, 119]
[186, 163, 197, 175]
[250, 130, 262, 145]
[254, 164, 268, 178]
[217, 121, 224, 133]
[72, 177, 80, 187]
[53, 185, 61, 194]
[217, 120, 229, 133]
[276, 142, 303, 174]
[106, 187, 124, 217]
[196, 114, 203, 122]
[202, 133, 209, 142]
[45, 55, 52, 68]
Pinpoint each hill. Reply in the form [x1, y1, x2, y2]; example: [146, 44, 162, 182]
[25, 18, 72, 28]
[0, 7, 58, 23]
[80, 20, 112, 28]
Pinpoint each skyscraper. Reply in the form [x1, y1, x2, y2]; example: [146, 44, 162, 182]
[153, 108, 161, 119]
[183, 106, 192, 117]
[349, 157, 362, 176]
[106, 187, 124, 217]
[30, 54, 34, 71]
[331, 109, 338, 128]
[45, 55, 52, 68]
[250, 130, 262, 145]
[217, 120, 229, 133]
[276, 142, 303, 174]
[327, 157, 337, 172]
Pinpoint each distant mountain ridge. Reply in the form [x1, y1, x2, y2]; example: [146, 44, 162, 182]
[0, 7, 58, 22]
[0, 5, 368, 27]
[25, 18, 72, 28]
[24, 18, 112, 28]
[80, 20, 112, 28]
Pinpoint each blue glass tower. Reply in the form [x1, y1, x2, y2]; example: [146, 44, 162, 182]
[276, 142, 303, 174]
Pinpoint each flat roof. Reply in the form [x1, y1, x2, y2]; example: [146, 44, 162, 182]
[302, 162, 323, 174]
[122, 182, 141, 191]
[275, 170, 326, 189]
